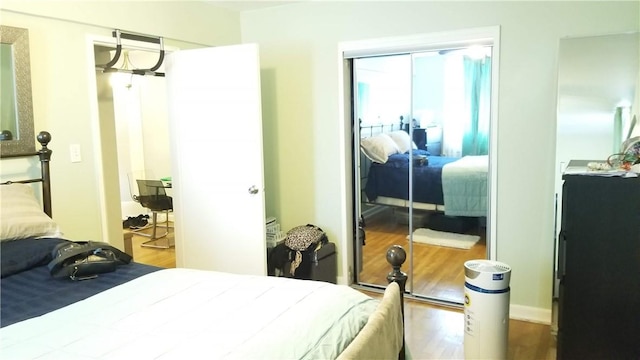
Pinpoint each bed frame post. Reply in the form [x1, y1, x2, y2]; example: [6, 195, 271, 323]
[386, 245, 407, 360]
[36, 131, 52, 217]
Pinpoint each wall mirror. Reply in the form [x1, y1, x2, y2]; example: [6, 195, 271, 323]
[552, 31, 639, 332]
[556, 32, 639, 168]
[0, 25, 35, 156]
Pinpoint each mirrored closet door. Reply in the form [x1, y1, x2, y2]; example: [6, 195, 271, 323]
[353, 45, 492, 305]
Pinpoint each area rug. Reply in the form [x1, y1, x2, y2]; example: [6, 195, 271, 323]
[407, 228, 480, 249]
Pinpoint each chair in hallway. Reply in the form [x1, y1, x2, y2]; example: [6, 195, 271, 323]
[134, 179, 173, 248]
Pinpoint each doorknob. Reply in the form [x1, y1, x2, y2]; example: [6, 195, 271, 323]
[248, 185, 259, 195]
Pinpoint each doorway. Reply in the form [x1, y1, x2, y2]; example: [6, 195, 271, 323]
[93, 44, 173, 230]
[341, 27, 500, 306]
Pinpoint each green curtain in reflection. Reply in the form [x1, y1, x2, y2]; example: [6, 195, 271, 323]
[461, 56, 491, 156]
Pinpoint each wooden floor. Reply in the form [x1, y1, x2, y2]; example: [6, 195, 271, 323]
[125, 222, 556, 360]
[125, 223, 176, 268]
[360, 208, 486, 304]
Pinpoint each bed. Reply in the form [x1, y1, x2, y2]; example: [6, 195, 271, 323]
[359, 124, 487, 217]
[1, 132, 408, 359]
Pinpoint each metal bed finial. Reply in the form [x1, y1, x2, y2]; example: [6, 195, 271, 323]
[36, 131, 52, 217]
[386, 245, 407, 360]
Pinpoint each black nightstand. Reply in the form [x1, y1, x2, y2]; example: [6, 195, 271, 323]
[412, 128, 427, 150]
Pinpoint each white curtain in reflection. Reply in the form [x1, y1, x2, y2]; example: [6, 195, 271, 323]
[441, 55, 465, 157]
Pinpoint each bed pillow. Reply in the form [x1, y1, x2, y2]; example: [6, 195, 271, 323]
[387, 130, 417, 154]
[1, 237, 68, 277]
[361, 134, 399, 164]
[0, 183, 61, 241]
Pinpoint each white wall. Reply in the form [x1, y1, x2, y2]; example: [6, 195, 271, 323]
[241, 1, 639, 316]
[0, 2, 241, 249]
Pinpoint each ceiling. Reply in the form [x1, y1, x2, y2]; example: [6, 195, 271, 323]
[207, 1, 298, 12]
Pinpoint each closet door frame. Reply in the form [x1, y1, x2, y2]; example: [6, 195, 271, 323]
[337, 26, 500, 292]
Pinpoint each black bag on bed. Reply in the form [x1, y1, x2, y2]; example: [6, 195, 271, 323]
[47, 241, 132, 280]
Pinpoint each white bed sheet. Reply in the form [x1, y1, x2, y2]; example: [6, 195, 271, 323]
[0, 268, 380, 360]
[442, 155, 488, 217]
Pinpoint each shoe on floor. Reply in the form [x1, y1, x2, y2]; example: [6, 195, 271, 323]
[124, 214, 149, 229]
[123, 216, 134, 229]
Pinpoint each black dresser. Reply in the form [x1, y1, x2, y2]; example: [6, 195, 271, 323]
[557, 164, 640, 359]
[409, 126, 442, 155]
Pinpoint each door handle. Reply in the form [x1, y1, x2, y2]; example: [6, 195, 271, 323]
[248, 185, 259, 195]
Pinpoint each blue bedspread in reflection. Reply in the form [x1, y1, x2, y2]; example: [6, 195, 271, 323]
[364, 153, 460, 205]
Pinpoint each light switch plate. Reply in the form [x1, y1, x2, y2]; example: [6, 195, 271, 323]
[70, 144, 82, 163]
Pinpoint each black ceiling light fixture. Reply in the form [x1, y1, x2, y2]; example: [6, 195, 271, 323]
[96, 29, 165, 77]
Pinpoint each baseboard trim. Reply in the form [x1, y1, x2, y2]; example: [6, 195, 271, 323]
[346, 281, 552, 325]
[337, 275, 348, 286]
[510, 304, 551, 325]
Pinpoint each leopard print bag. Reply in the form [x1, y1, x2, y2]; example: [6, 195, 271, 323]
[284, 224, 327, 276]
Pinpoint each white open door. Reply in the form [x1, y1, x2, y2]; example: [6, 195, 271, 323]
[166, 43, 266, 275]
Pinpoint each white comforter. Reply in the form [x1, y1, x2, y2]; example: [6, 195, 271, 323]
[442, 155, 488, 217]
[0, 268, 380, 359]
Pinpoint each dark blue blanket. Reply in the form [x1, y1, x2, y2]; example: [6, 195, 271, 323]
[1, 237, 161, 328]
[364, 153, 460, 205]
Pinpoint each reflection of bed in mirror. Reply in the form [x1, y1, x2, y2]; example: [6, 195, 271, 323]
[359, 123, 487, 217]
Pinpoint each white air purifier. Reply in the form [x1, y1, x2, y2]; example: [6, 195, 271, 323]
[463, 259, 511, 360]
